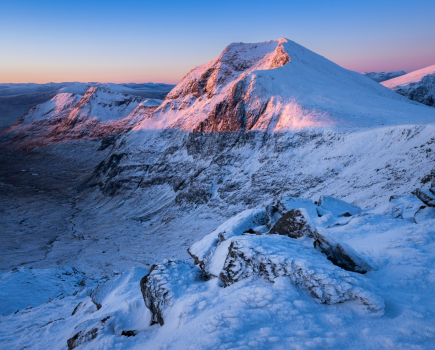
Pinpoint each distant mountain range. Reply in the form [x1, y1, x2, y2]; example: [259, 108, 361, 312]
[364, 70, 406, 82]
[0, 82, 175, 130]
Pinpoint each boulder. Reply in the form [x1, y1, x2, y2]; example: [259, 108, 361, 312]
[312, 227, 372, 274]
[388, 194, 426, 222]
[268, 208, 314, 238]
[317, 195, 362, 217]
[415, 188, 435, 207]
[414, 206, 435, 224]
[217, 235, 383, 312]
[140, 260, 208, 326]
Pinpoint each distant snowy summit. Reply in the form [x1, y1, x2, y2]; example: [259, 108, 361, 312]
[382, 65, 435, 107]
[364, 70, 406, 83]
[0, 85, 163, 150]
[135, 38, 433, 133]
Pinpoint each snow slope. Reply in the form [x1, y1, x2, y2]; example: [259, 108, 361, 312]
[382, 65, 435, 107]
[1, 194, 435, 349]
[364, 70, 406, 83]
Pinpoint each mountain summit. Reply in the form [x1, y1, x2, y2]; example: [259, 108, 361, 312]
[136, 38, 433, 133]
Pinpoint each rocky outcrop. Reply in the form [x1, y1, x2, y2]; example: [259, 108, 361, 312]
[67, 316, 113, 350]
[268, 208, 313, 238]
[415, 188, 435, 207]
[140, 260, 208, 326]
[218, 235, 383, 311]
[317, 195, 362, 217]
[388, 194, 426, 222]
[312, 227, 372, 274]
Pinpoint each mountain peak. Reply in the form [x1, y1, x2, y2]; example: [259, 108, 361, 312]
[135, 39, 434, 133]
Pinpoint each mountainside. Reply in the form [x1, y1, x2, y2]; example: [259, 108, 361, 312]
[364, 70, 406, 82]
[1, 86, 161, 150]
[382, 65, 435, 107]
[2, 38, 435, 350]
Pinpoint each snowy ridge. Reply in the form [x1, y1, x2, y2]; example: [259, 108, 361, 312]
[1, 86, 161, 150]
[381, 65, 435, 107]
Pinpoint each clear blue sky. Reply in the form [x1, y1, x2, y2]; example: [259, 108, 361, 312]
[1, 0, 434, 84]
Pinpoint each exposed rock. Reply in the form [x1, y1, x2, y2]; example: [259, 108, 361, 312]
[67, 316, 113, 350]
[312, 227, 371, 274]
[317, 195, 362, 217]
[415, 188, 435, 207]
[268, 208, 313, 238]
[217, 235, 383, 311]
[140, 260, 208, 326]
[414, 206, 435, 224]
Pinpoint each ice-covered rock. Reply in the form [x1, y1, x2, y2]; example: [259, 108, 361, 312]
[217, 235, 383, 311]
[313, 227, 372, 274]
[188, 209, 268, 267]
[277, 197, 319, 219]
[268, 208, 314, 238]
[388, 194, 426, 222]
[414, 206, 435, 224]
[317, 195, 362, 217]
[140, 260, 209, 325]
[415, 188, 435, 206]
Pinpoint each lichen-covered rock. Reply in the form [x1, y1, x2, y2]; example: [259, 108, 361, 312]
[312, 227, 372, 274]
[388, 194, 426, 222]
[218, 235, 383, 312]
[317, 195, 362, 217]
[414, 206, 435, 224]
[415, 188, 435, 207]
[140, 260, 208, 326]
[67, 316, 113, 350]
[268, 208, 314, 238]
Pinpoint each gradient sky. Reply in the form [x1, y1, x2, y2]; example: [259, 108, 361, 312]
[1, 0, 434, 84]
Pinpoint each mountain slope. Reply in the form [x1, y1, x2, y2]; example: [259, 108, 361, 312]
[381, 65, 435, 107]
[1, 86, 161, 150]
[135, 38, 432, 134]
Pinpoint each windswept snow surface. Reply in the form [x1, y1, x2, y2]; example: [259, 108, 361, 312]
[1, 195, 435, 349]
[382, 65, 435, 107]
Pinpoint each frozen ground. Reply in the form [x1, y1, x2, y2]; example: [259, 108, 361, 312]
[1, 38, 435, 349]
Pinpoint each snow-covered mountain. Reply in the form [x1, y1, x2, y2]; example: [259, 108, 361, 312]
[1, 86, 162, 150]
[2, 38, 435, 349]
[381, 65, 435, 107]
[364, 70, 406, 82]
